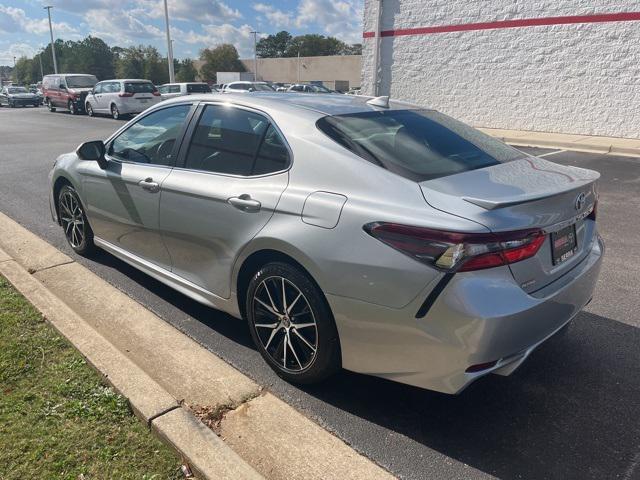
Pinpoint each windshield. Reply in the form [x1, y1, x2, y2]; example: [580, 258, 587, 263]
[310, 85, 331, 93]
[317, 109, 525, 182]
[8, 87, 28, 94]
[253, 83, 275, 91]
[186, 83, 211, 93]
[124, 82, 156, 94]
[65, 75, 98, 88]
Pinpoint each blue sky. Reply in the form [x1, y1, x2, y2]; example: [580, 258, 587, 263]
[0, 0, 363, 65]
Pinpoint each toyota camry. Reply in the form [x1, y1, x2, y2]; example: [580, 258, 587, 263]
[49, 93, 603, 393]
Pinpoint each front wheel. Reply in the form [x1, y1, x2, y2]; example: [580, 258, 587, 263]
[68, 101, 77, 115]
[58, 185, 96, 256]
[47, 99, 56, 112]
[246, 262, 341, 384]
[111, 104, 120, 120]
[86, 102, 94, 117]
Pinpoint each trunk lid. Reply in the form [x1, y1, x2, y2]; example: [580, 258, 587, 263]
[420, 156, 600, 293]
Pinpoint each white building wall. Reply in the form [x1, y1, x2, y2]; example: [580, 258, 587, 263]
[362, 1, 640, 138]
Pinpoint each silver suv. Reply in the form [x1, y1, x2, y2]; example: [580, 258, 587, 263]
[85, 79, 162, 119]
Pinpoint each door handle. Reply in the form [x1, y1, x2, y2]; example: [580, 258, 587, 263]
[138, 177, 160, 193]
[228, 194, 261, 212]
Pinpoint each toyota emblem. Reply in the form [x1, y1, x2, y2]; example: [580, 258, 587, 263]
[575, 192, 586, 211]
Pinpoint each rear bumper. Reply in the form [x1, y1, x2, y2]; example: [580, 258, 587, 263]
[328, 233, 604, 394]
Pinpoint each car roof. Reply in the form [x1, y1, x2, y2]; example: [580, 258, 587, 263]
[159, 92, 422, 116]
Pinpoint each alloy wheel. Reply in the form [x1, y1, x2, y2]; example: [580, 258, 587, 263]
[111, 105, 119, 120]
[251, 276, 318, 372]
[59, 190, 85, 249]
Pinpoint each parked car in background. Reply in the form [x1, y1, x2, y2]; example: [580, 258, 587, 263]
[29, 84, 44, 104]
[43, 74, 98, 114]
[158, 82, 215, 100]
[287, 84, 335, 94]
[0, 85, 40, 107]
[222, 81, 275, 93]
[345, 87, 362, 96]
[48, 93, 603, 394]
[85, 79, 162, 119]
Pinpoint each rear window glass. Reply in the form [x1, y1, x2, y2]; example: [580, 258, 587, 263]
[186, 83, 211, 93]
[124, 82, 156, 94]
[316, 110, 524, 182]
[65, 75, 97, 88]
[8, 87, 28, 93]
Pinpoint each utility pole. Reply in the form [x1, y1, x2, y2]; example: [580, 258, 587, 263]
[13, 56, 16, 83]
[250, 31, 260, 81]
[44, 6, 58, 74]
[297, 50, 301, 83]
[163, 0, 175, 83]
[38, 51, 44, 79]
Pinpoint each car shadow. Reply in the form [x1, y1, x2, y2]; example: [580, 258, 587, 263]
[86, 249, 640, 479]
[300, 311, 640, 480]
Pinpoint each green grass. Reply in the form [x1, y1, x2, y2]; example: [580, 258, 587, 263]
[0, 276, 182, 480]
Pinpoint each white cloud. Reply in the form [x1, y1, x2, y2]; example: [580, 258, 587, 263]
[85, 8, 164, 44]
[132, 0, 241, 24]
[173, 23, 257, 57]
[295, 0, 362, 44]
[253, 3, 294, 29]
[0, 5, 77, 36]
[0, 42, 37, 63]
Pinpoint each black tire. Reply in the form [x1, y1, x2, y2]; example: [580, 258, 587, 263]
[57, 185, 96, 256]
[246, 262, 341, 384]
[47, 99, 56, 112]
[111, 104, 120, 120]
[68, 101, 77, 115]
[86, 102, 94, 117]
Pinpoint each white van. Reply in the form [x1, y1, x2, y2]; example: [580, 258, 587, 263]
[85, 79, 162, 119]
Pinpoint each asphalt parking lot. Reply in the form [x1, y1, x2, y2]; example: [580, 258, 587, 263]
[1, 107, 639, 480]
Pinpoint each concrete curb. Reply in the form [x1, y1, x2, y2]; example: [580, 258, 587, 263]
[0, 212, 394, 480]
[480, 128, 640, 158]
[0, 251, 264, 480]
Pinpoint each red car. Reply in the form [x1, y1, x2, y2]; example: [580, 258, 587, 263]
[42, 74, 98, 115]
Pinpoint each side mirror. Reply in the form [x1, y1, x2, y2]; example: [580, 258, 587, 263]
[76, 140, 107, 169]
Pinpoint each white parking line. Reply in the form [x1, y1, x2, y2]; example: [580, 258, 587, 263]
[536, 149, 566, 157]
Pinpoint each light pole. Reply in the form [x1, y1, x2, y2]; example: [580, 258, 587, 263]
[13, 56, 16, 83]
[163, 0, 175, 83]
[44, 6, 58, 74]
[250, 31, 260, 81]
[38, 50, 44, 79]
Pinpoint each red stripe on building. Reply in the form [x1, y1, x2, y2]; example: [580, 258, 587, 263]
[363, 11, 640, 38]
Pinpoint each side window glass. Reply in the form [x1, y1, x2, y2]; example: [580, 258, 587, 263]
[184, 105, 267, 175]
[108, 105, 191, 165]
[94, 84, 103, 94]
[253, 125, 290, 175]
[158, 85, 168, 94]
[169, 85, 181, 93]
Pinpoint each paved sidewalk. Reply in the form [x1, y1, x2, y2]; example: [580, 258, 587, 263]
[480, 128, 640, 157]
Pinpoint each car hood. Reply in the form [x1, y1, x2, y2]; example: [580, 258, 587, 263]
[9, 93, 37, 99]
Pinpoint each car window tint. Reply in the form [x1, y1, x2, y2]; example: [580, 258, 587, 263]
[125, 82, 155, 94]
[253, 125, 290, 175]
[317, 109, 525, 182]
[93, 83, 102, 94]
[108, 105, 191, 166]
[169, 85, 181, 93]
[186, 83, 211, 93]
[184, 105, 268, 175]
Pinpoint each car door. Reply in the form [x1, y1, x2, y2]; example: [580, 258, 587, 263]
[159, 103, 290, 298]
[88, 82, 103, 111]
[80, 103, 195, 269]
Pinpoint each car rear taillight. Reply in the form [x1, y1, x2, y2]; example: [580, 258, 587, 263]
[364, 222, 546, 272]
[152, 90, 160, 96]
[119, 92, 134, 97]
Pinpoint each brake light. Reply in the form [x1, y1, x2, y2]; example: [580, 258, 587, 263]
[119, 92, 134, 97]
[364, 222, 546, 272]
[152, 90, 161, 96]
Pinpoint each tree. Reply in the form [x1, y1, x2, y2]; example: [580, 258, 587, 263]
[256, 31, 292, 58]
[176, 58, 197, 82]
[199, 44, 245, 83]
[14, 57, 35, 85]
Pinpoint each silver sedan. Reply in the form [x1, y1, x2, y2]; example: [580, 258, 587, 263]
[49, 93, 603, 394]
